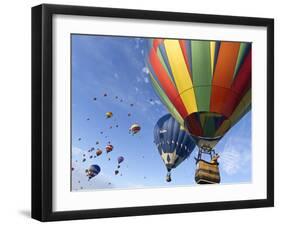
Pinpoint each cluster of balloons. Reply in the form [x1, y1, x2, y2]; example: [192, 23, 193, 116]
[86, 155, 125, 180]
[81, 38, 252, 185]
[80, 90, 145, 183]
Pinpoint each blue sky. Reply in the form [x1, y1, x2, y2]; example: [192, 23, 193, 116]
[71, 34, 252, 191]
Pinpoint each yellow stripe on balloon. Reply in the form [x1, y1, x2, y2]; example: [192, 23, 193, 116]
[210, 41, 215, 75]
[164, 39, 198, 114]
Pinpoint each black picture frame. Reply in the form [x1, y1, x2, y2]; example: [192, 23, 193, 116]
[32, 3, 274, 222]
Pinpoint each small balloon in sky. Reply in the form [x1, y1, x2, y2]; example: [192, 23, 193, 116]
[129, 123, 141, 135]
[86, 164, 101, 180]
[106, 112, 113, 118]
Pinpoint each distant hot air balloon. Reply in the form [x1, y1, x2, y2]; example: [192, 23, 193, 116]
[154, 114, 196, 182]
[86, 164, 101, 180]
[147, 39, 251, 183]
[117, 156, 124, 168]
[106, 144, 113, 160]
[106, 144, 113, 153]
[129, 123, 141, 135]
[106, 112, 113, 118]
[95, 149, 102, 158]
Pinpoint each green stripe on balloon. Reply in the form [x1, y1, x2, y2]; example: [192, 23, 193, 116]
[203, 115, 217, 137]
[149, 72, 184, 126]
[233, 42, 250, 80]
[191, 40, 212, 112]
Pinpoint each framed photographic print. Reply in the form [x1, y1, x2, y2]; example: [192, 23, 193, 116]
[32, 4, 274, 221]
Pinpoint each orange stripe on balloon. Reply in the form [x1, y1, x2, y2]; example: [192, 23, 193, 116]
[219, 49, 252, 117]
[149, 48, 188, 118]
[212, 42, 240, 88]
[210, 42, 240, 114]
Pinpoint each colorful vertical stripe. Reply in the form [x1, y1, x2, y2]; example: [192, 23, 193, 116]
[147, 39, 251, 147]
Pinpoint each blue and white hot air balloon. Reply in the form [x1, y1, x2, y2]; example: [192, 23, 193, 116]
[154, 114, 196, 182]
[86, 164, 101, 180]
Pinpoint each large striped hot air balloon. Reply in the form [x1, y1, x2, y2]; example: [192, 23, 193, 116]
[154, 114, 196, 182]
[147, 39, 251, 152]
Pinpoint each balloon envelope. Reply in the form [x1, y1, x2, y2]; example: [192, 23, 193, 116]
[147, 39, 251, 149]
[106, 112, 113, 118]
[87, 164, 101, 179]
[96, 149, 102, 156]
[129, 123, 141, 134]
[154, 114, 196, 171]
[117, 156, 124, 164]
[106, 145, 113, 153]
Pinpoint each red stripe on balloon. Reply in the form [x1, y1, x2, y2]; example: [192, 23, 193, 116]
[179, 40, 192, 76]
[185, 114, 204, 137]
[220, 49, 252, 117]
[210, 42, 240, 115]
[219, 89, 240, 118]
[210, 48, 251, 118]
[210, 86, 231, 116]
[149, 48, 188, 118]
[231, 49, 252, 98]
[153, 39, 163, 50]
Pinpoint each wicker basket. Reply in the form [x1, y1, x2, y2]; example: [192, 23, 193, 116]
[195, 160, 220, 184]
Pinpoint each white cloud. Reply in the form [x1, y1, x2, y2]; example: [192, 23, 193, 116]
[220, 147, 241, 175]
[220, 137, 251, 176]
[142, 66, 150, 74]
[136, 76, 141, 83]
[155, 100, 161, 105]
[144, 77, 149, 83]
[72, 146, 84, 158]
